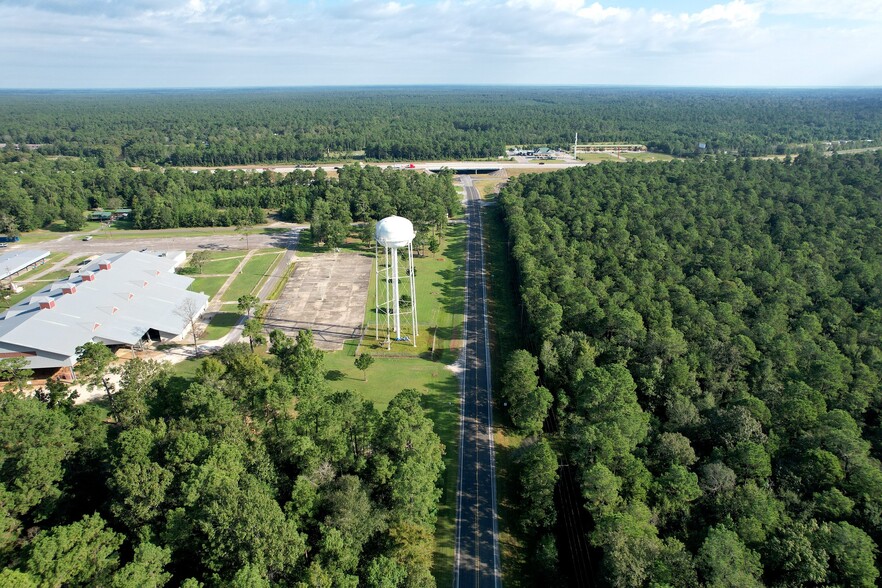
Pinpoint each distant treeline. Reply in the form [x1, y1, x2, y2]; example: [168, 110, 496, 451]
[0, 151, 460, 234]
[1, 88, 881, 165]
[499, 151, 882, 586]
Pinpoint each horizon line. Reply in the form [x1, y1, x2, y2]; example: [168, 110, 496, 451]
[2, 83, 882, 93]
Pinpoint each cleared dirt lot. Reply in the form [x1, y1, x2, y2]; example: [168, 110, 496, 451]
[263, 252, 372, 351]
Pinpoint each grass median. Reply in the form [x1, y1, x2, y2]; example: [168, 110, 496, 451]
[221, 251, 284, 302]
[199, 255, 247, 275]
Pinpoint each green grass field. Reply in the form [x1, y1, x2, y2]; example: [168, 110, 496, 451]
[92, 224, 281, 241]
[14, 221, 285, 245]
[473, 179, 504, 198]
[200, 255, 246, 275]
[576, 152, 622, 162]
[220, 251, 283, 302]
[33, 269, 78, 282]
[267, 262, 296, 301]
[202, 312, 240, 341]
[576, 151, 675, 163]
[0, 282, 44, 310]
[294, 227, 370, 258]
[202, 250, 246, 261]
[359, 222, 466, 362]
[188, 276, 227, 299]
[12, 221, 101, 244]
[622, 151, 676, 162]
[66, 255, 92, 267]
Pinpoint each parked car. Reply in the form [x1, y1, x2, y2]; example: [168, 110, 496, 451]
[82, 235, 93, 241]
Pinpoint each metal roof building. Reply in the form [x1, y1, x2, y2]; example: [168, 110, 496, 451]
[0, 250, 209, 373]
[0, 250, 50, 282]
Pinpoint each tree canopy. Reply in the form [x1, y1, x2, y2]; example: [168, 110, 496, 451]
[500, 151, 882, 585]
[0, 332, 445, 587]
[2, 88, 881, 166]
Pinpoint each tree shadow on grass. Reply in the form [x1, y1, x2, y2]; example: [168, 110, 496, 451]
[325, 369, 346, 381]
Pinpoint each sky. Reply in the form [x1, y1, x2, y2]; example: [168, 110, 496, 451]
[1, 0, 881, 88]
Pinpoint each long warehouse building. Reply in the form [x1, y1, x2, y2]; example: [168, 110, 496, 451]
[0, 250, 50, 282]
[0, 250, 208, 380]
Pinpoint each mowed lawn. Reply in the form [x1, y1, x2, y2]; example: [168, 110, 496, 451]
[33, 268, 79, 282]
[360, 222, 467, 362]
[202, 312, 240, 340]
[200, 254, 246, 275]
[188, 276, 227, 299]
[622, 151, 676, 162]
[221, 251, 283, 302]
[0, 281, 45, 310]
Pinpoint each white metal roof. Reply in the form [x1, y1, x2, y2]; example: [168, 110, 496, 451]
[0, 250, 50, 281]
[0, 250, 208, 363]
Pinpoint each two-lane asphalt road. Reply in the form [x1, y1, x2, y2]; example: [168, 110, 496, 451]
[454, 176, 501, 587]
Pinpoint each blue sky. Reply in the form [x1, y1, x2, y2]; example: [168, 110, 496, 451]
[1, 0, 880, 88]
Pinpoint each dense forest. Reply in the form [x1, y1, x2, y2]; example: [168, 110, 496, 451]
[499, 151, 882, 586]
[0, 332, 444, 586]
[1, 88, 881, 165]
[0, 151, 459, 241]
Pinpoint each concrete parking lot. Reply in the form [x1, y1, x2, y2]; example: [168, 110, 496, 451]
[263, 252, 372, 351]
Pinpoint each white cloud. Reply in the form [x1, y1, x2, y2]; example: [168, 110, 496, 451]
[652, 0, 761, 30]
[506, 0, 630, 21]
[764, 0, 882, 22]
[0, 0, 880, 87]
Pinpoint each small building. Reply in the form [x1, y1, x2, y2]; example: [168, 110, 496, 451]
[112, 209, 132, 220]
[89, 211, 113, 222]
[573, 143, 648, 154]
[0, 250, 209, 380]
[0, 250, 50, 283]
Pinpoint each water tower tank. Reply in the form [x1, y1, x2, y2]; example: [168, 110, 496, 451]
[375, 216, 415, 248]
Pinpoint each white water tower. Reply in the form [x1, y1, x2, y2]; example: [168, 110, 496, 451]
[375, 216, 418, 348]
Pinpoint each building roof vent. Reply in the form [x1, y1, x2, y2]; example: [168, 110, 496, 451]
[35, 297, 55, 310]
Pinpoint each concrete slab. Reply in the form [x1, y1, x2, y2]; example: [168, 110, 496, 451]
[264, 252, 372, 351]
